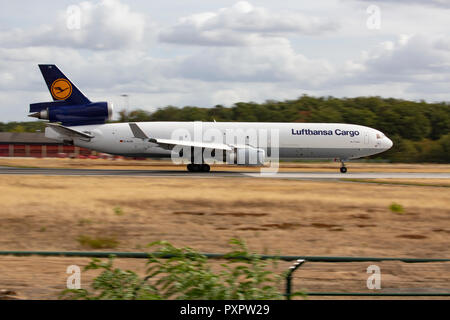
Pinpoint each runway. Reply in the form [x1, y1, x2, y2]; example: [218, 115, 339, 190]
[1, 166, 449, 179]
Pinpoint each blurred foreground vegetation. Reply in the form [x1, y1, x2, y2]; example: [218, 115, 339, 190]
[61, 239, 288, 300]
[3, 95, 449, 163]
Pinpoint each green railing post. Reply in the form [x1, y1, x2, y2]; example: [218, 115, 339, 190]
[285, 259, 305, 300]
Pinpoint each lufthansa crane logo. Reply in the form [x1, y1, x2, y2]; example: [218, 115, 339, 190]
[51, 78, 72, 100]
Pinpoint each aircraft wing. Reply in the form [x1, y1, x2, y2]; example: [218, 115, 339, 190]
[46, 123, 94, 139]
[129, 123, 233, 151]
[150, 137, 233, 151]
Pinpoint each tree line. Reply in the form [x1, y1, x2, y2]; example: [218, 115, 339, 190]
[2, 95, 449, 163]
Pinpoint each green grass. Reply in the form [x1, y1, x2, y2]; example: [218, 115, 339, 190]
[77, 218, 93, 226]
[113, 206, 124, 216]
[76, 235, 119, 249]
[389, 203, 405, 214]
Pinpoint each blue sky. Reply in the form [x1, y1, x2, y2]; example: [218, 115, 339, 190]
[0, 0, 449, 121]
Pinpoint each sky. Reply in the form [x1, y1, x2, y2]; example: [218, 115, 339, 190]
[0, 0, 449, 121]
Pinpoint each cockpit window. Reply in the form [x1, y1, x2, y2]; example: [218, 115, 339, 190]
[376, 134, 382, 139]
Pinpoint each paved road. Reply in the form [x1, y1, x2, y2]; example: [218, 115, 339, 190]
[1, 166, 449, 179]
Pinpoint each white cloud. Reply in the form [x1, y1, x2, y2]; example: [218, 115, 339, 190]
[159, 1, 338, 46]
[361, 34, 450, 78]
[157, 2, 337, 88]
[175, 42, 334, 87]
[355, 0, 450, 9]
[435, 37, 450, 51]
[336, 34, 450, 97]
[0, 0, 450, 122]
[0, 0, 150, 50]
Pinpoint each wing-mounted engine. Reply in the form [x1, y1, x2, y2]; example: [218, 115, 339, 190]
[227, 146, 265, 166]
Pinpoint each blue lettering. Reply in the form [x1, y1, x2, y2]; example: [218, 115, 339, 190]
[335, 129, 360, 137]
[291, 129, 333, 136]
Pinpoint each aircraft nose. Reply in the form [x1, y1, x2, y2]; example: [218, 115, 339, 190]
[385, 137, 393, 150]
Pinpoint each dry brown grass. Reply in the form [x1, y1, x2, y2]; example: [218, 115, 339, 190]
[1, 157, 450, 172]
[342, 179, 450, 188]
[0, 175, 449, 299]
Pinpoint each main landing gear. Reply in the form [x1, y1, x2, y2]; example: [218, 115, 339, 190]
[340, 161, 347, 173]
[187, 163, 210, 172]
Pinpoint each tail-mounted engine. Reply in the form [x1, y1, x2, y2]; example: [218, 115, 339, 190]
[29, 64, 113, 127]
[29, 101, 113, 126]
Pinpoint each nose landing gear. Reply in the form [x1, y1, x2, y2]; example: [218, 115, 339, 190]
[340, 160, 347, 173]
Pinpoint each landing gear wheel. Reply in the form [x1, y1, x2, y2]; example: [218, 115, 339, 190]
[187, 164, 201, 172]
[187, 164, 210, 172]
[340, 166, 347, 173]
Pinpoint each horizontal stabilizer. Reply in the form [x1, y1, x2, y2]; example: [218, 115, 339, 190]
[46, 123, 94, 139]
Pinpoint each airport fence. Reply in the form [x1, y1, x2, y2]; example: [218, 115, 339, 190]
[1, 251, 449, 299]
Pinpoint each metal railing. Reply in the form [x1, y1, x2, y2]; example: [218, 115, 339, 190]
[1, 251, 449, 299]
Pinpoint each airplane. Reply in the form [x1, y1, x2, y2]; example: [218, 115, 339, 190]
[29, 64, 393, 173]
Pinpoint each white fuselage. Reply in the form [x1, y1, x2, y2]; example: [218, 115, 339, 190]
[46, 122, 393, 161]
